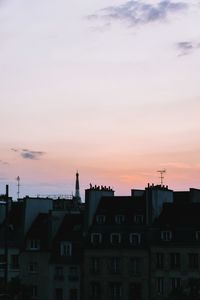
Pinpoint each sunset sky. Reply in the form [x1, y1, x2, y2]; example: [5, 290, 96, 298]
[0, 0, 200, 199]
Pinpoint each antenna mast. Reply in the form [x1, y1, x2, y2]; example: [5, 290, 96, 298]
[16, 176, 20, 199]
[157, 169, 166, 186]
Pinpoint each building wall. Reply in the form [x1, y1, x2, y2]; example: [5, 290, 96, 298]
[0, 247, 20, 282]
[49, 263, 80, 300]
[84, 249, 149, 300]
[20, 251, 51, 300]
[150, 245, 200, 299]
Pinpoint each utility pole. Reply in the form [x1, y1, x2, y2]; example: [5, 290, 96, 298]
[4, 184, 9, 294]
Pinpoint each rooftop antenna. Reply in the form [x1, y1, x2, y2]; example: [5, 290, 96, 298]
[157, 169, 166, 186]
[16, 176, 20, 199]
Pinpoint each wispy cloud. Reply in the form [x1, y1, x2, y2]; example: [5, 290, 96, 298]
[162, 162, 195, 169]
[176, 40, 200, 56]
[0, 160, 9, 165]
[11, 148, 45, 160]
[88, 0, 188, 27]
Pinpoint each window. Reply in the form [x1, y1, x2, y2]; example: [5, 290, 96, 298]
[60, 242, 72, 256]
[156, 253, 164, 269]
[54, 266, 64, 280]
[129, 257, 141, 276]
[31, 285, 38, 298]
[170, 253, 180, 269]
[96, 215, 106, 224]
[129, 283, 141, 300]
[115, 215, 125, 224]
[171, 278, 181, 290]
[110, 233, 121, 245]
[69, 266, 78, 281]
[109, 257, 121, 274]
[10, 255, 19, 270]
[90, 282, 101, 300]
[161, 231, 172, 241]
[155, 278, 164, 295]
[91, 233, 102, 244]
[70, 289, 78, 300]
[196, 231, 200, 241]
[29, 262, 38, 273]
[109, 282, 122, 300]
[90, 257, 100, 274]
[55, 288, 63, 300]
[134, 215, 144, 224]
[0, 255, 5, 270]
[188, 253, 199, 269]
[129, 233, 141, 246]
[69, 266, 78, 276]
[28, 239, 40, 250]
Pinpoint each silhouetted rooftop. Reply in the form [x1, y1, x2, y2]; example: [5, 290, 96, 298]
[154, 202, 200, 227]
[26, 213, 49, 244]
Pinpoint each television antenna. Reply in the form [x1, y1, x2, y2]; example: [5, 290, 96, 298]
[16, 176, 20, 199]
[157, 169, 166, 186]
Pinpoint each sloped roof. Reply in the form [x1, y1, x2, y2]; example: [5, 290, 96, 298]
[97, 196, 145, 212]
[54, 213, 84, 241]
[0, 201, 24, 247]
[173, 191, 189, 204]
[153, 202, 200, 227]
[26, 213, 49, 239]
[86, 195, 147, 249]
[92, 195, 146, 227]
[50, 213, 84, 263]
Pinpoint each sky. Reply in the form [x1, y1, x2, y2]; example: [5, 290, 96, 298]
[0, 0, 200, 200]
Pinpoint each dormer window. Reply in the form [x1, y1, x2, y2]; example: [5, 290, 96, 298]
[96, 215, 106, 224]
[161, 231, 172, 241]
[115, 215, 125, 224]
[27, 239, 40, 250]
[196, 231, 200, 241]
[110, 233, 121, 244]
[130, 233, 141, 245]
[134, 215, 144, 224]
[91, 233, 102, 244]
[60, 241, 72, 256]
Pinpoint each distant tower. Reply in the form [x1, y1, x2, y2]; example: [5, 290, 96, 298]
[75, 171, 81, 202]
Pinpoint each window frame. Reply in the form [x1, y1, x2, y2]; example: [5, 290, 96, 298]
[134, 215, 144, 224]
[161, 231, 172, 242]
[91, 233, 102, 244]
[129, 233, 141, 246]
[156, 253, 164, 269]
[115, 215, 125, 224]
[170, 253, 180, 269]
[188, 253, 199, 269]
[110, 233, 121, 245]
[96, 215, 106, 224]
[27, 239, 40, 250]
[10, 254, 19, 270]
[155, 277, 164, 295]
[60, 241, 72, 256]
